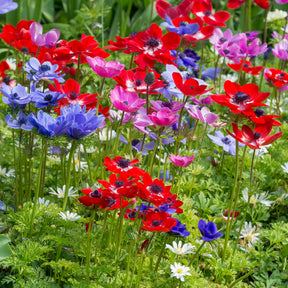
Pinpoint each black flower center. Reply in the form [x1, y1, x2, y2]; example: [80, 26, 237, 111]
[90, 189, 102, 198]
[21, 47, 28, 53]
[146, 38, 159, 48]
[18, 116, 26, 125]
[128, 211, 137, 219]
[180, 21, 189, 26]
[234, 91, 251, 104]
[116, 158, 131, 169]
[135, 79, 142, 86]
[149, 183, 163, 194]
[161, 101, 173, 109]
[11, 93, 18, 99]
[151, 219, 161, 227]
[222, 137, 231, 145]
[245, 32, 251, 37]
[223, 49, 230, 54]
[44, 94, 53, 101]
[106, 198, 116, 208]
[123, 101, 128, 105]
[219, 37, 227, 42]
[280, 72, 285, 77]
[40, 64, 50, 72]
[3, 76, 10, 84]
[114, 180, 124, 187]
[244, 64, 249, 68]
[205, 10, 211, 16]
[69, 92, 78, 100]
[253, 132, 261, 139]
[131, 139, 140, 146]
[254, 108, 264, 118]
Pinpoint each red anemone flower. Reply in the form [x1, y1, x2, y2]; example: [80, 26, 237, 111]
[165, 194, 184, 214]
[172, 72, 212, 96]
[211, 80, 270, 114]
[155, 0, 193, 20]
[228, 60, 264, 75]
[103, 156, 145, 177]
[227, 0, 270, 10]
[264, 68, 288, 90]
[136, 172, 172, 206]
[246, 108, 282, 126]
[226, 123, 283, 149]
[48, 79, 109, 116]
[141, 211, 177, 232]
[105, 35, 136, 52]
[78, 188, 111, 207]
[113, 68, 165, 94]
[126, 23, 181, 68]
[124, 208, 143, 221]
[192, 0, 230, 27]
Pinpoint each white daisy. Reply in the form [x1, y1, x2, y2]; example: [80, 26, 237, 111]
[170, 262, 191, 282]
[267, 9, 287, 22]
[166, 241, 195, 256]
[49, 185, 78, 198]
[79, 144, 97, 154]
[37, 197, 50, 206]
[242, 188, 274, 207]
[98, 127, 117, 141]
[0, 166, 15, 177]
[58, 211, 81, 221]
[281, 162, 288, 173]
[239, 222, 260, 248]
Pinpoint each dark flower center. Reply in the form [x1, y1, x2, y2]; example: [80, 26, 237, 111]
[253, 132, 261, 139]
[123, 101, 128, 105]
[234, 91, 251, 104]
[18, 116, 26, 125]
[178, 52, 185, 59]
[245, 32, 251, 37]
[280, 72, 285, 77]
[69, 92, 78, 100]
[219, 37, 227, 42]
[40, 64, 50, 72]
[116, 158, 131, 169]
[11, 93, 19, 99]
[161, 101, 173, 109]
[223, 49, 230, 54]
[90, 189, 102, 198]
[151, 219, 161, 227]
[205, 10, 211, 16]
[180, 21, 189, 26]
[222, 136, 231, 145]
[106, 198, 116, 208]
[135, 79, 142, 86]
[3, 76, 10, 84]
[254, 108, 264, 117]
[114, 180, 124, 187]
[146, 38, 159, 49]
[128, 211, 137, 219]
[149, 183, 163, 194]
[131, 139, 140, 146]
[21, 47, 29, 53]
[244, 64, 249, 68]
[44, 94, 53, 101]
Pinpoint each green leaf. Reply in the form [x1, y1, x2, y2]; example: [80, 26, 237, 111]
[0, 234, 11, 260]
[32, 0, 43, 22]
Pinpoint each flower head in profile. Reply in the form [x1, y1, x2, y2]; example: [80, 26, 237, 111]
[5, 111, 33, 131]
[281, 162, 288, 174]
[185, 104, 218, 124]
[58, 211, 81, 221]
[37, 197, 50, 206]
[109, 86, 146, 112]
[170, 262, 191, 282]
[49, 185, 78, 198]
[169, 219, 191, 237]
[198, 219, 223, 242]
[0, 0, 18, 14]
[168, 154, 195, 167]
[272, 39, 288, 60]
[0, 83, 31, 107]
[242, 188, 274, 207]
[30, 22, 60, 49]
[239, 222, 260, 248]
[166, 241, 195, 256]
[86, 56, 125, 78]
[60, 103, 105, 139]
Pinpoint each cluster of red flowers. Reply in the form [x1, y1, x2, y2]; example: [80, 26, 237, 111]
[78, 156, 185, 233]
[211, 81, 282, 149]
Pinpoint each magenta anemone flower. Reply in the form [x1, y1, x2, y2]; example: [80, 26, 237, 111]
[150, 100, 184, 113]
[168, 154, 195, 167]
[185, 104, 218, 124]
[30, 22, 60, 49]
[109, 86, 146, 112]
[272, 39, 288, 60]
[86, 56, 125, 78]
[275, 0, 288, 3]
[148, 107, 178, 126]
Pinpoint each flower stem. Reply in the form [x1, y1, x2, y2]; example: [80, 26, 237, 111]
[188, 240, 205, 266]
[62, 141, 77, 210]
[154, 234, 169, 272]
[86, 209, 96, 285]
[228, 270, 254, 288]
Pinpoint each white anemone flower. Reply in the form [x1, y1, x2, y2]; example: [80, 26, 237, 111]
[242, 188, 274, 207]
[98, 127, 117, 141]
[267, 9, 288, 22]
[0, 166, 15, 177]
[37, 197, 50, 206]
[166, 241, 195, 256]
[239, 222, 260, 248]
[49, 185, 78, 198]
[281, 162, 288, 174]
[58, 211, 81, 221]
[170, 262, 191, 282]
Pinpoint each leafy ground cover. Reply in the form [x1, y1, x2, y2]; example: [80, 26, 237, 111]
[0, 0, 287, 287]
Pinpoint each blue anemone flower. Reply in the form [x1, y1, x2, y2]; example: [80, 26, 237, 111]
[61, 103, 105, 139]
[5, 111, 33, 131]
[169, 219, 190, 237]
[198, 219, 223, 242]
[31, 90, 65, 108]
[0, 83, 31, 107]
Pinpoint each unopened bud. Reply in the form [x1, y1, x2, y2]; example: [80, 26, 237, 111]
[144, 72, 155, 86]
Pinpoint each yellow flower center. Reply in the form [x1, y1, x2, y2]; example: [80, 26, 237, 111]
[59, 191, 64, 197]
[246, 234, 253, 241]
[250, 196, 258, 204]
[0, 170, 4, 175]
[177, 268, 183, 274]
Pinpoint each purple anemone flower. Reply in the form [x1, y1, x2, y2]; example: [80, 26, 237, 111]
[207, 131, 244, 155]
[30, 22, 60, 49]
[176, 49, 201, 72]
[185, 104, 218, 124]
[61, 103, 105, 139]
[0, 83, 31, 107]
[29, 110, 71, 138]
[31, 90, 65, 108]
[150, 100, 184, 113]
[0, 0, 18, 14]
[161, 14, 200, 36]
[5, 111, 33, 131]
[24, 58, 65, 83]
[272, 39, 288, 60]
[275, 0, 288, 3]
[169, 219, 190, 237]
[198, 219, 223, 242]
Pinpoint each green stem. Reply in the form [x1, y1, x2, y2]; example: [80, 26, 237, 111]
[188, 241, 205, 266]
[62, 141, 77, 210]
[228, 270, 254, 288]
[154, 234, 168, 272]
[12, 131, 18, 209]
[149, 130, 162, 174]
[86, 209, 96, 285]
